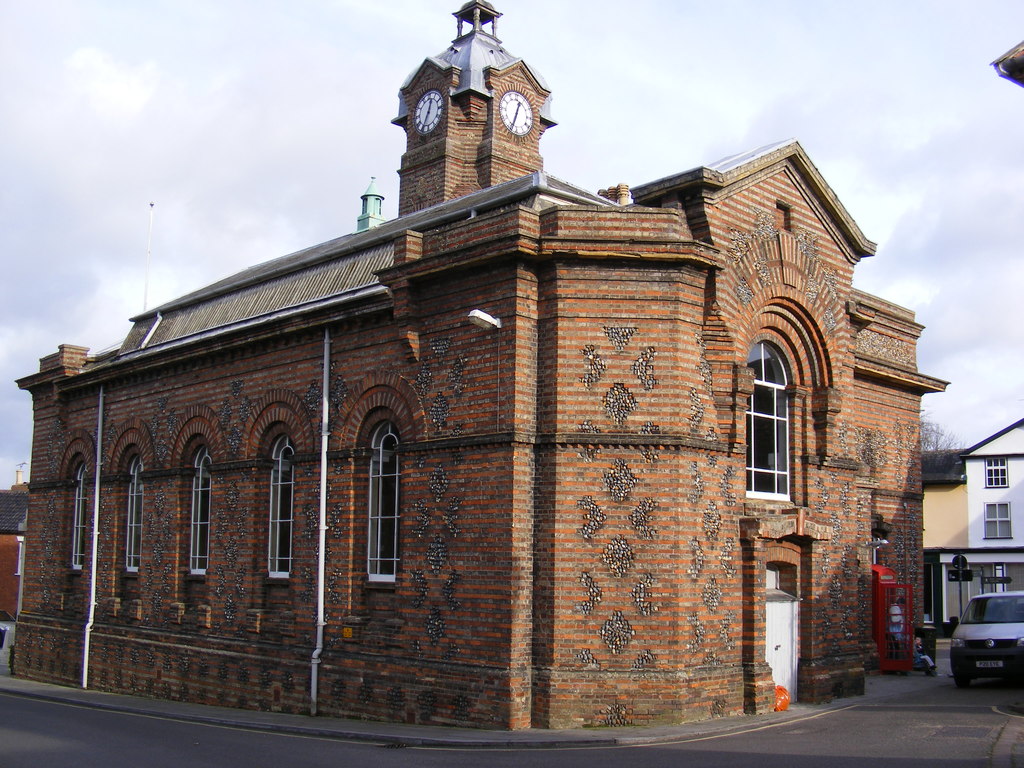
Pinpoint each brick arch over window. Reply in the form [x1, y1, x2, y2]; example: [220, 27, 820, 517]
[171, 407, 225, 464]
[749, 298, 833, 389]
[59, 430, 97, 479]
[246, 389, 316, 458]
[766, 541, 802, 569]
[109, 419, 156, 472]
[337, 372, 422, 447]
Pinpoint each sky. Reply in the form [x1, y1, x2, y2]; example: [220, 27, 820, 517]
[1, 0, 1023, 485]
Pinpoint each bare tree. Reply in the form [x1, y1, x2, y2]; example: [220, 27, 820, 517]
[920, 415, 962, 452]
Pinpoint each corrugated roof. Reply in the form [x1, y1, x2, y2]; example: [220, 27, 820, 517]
[121, 243, 392, 354]
[116, 172, 609, 359]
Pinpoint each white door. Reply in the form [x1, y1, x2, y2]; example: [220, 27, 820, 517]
[766, 589, 799, 700]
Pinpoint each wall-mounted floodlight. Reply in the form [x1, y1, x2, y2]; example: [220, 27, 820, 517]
[866, 538, 889, 564]
[468, 309, 502, 329]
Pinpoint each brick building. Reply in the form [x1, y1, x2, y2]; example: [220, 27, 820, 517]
[0, 474, 28, 619]
[15, 2, 945, 729]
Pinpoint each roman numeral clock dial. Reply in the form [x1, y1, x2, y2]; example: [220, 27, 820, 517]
[414, 89, 443, 134]
[499, 90, 533, 136]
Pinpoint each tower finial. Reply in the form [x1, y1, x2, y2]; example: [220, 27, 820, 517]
[356, 177, 386, 232]
[454, 1, 500, 38]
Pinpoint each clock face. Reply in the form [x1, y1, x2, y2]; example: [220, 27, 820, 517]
[499, 91, 533, 136]
[414, 90, 443, 134]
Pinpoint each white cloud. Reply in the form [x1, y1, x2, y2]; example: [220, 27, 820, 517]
[66, 47, 159, 120]
[1, 0, 1024, 486]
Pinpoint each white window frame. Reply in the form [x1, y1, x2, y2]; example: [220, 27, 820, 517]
[745, 342, 790, 500]
[985, 502, 1012, 539]
[71, 464, 88, 570]
[367, 422, 400, 582]
[267, 436, 294, 578]
[189, 447, 212, 575]
[125, 456, 144, 572]
[985, 457, 1009, 488]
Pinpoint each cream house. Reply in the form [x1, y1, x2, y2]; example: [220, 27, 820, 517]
[924, 418, 1024, 632]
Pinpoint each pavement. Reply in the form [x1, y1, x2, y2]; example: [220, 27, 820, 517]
[0, 638, 964, 749]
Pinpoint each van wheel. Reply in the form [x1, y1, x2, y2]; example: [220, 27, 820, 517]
[954, 674, 971, 688]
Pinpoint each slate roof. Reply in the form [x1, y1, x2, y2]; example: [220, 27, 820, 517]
[921, 450, 966, 485]
[0, 490, 27, 534]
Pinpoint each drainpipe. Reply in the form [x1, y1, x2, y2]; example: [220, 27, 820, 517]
[310, 329, 330, 715]
[82, 384, 104, 688]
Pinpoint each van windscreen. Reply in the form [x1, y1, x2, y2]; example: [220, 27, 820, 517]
[962, 595, 1024, 624]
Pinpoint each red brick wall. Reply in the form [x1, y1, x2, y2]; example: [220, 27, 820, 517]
[0, 533, 21, 617]
[15, 163, 936, 727]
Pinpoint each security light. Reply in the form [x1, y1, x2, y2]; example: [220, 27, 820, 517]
[468, 309, 502, 329]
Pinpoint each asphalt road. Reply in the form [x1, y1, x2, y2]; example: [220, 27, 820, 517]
[2, 676, 1023, 768]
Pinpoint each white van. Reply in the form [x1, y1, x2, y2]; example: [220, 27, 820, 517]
[950, 590, 1024, 687]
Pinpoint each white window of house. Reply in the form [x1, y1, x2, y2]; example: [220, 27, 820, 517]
[985, 457, 1008, 488]
[190, 447, 212, 575]
[268, 436, 294, 578]
[71, 464, 88, 570]
[746, 342, 790, 499]
[367, 422, 400, 582]
[125, 456, 144, 572]
[985, 502, 1012, 539]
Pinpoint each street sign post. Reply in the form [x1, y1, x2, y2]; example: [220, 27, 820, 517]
[951, 555, 969, 619]
[982, 575, 1012, 587]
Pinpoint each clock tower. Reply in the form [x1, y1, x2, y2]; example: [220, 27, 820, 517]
[393, 1, 556, 216]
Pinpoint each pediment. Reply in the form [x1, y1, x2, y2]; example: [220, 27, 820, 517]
[632, 139, 876, 265]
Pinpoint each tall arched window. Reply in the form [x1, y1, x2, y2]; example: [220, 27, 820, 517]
[367, 422, 400, 582]
[190, 447, 212, 575]
[71, 463, 88, 570]
[125, 456, 144, 572]
[746, 341, 790, 499]
[268, 436, 294, 578]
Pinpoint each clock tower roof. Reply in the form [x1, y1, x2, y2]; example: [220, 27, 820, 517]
[394, 3, 557, 214]
[394, 2, 554, 124]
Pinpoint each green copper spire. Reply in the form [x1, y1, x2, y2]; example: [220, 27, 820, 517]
[356, 177, 386, 232]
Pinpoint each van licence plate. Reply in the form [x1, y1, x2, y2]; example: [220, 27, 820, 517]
[977, 660, 1004, 668]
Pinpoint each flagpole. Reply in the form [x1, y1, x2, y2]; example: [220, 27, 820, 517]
[144, 202, 155, 311]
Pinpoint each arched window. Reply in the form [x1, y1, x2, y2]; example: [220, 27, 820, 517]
[190, 447, 212, 574]
[71, 463, 88, 570]
[367, 422, 400, 581]
[746, 341, 790, 499]
[268, 436, 294, 578]
[125, 456, 144, 572]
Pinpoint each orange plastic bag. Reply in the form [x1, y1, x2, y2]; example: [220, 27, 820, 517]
[774, 685, 790, 712]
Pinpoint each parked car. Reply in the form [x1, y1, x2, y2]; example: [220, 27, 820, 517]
[950, 590, 1024, 687]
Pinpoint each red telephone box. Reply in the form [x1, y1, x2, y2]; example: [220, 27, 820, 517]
[872, 564, 913, 672]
